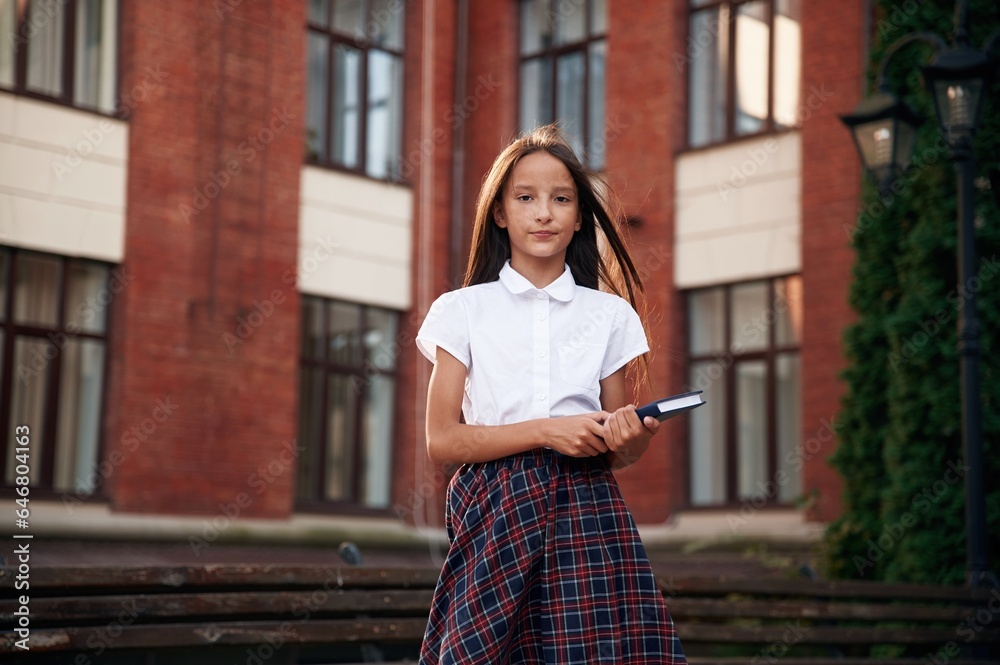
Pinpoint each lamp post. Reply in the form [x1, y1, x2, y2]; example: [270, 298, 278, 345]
[840, 0, 999, 589]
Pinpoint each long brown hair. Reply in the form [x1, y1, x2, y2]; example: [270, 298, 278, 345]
[464, 124, 650, 386]
[466, 125, 641, 297]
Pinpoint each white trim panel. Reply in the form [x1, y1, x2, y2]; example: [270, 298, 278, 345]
[0, 93, 127, 261]
[299, 166, 413, 310]
[675, 132, 801, 288]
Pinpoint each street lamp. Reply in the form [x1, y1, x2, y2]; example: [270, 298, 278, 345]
[839, 91, 923, 192]
[840, 1, 999, 589]
[922, 47, 993, 146]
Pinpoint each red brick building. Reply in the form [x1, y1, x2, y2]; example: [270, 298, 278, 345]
[0, 0, 865, 548]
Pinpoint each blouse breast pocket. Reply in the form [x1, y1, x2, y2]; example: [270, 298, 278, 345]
[556, 342, 604, 390]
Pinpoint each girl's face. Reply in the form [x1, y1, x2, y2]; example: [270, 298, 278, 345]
[494, 150, 581, 273]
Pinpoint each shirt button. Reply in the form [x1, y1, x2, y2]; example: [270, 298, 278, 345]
[538, 314, 547, 321]
[537, 393, 546, 400]
[536, 293, 545, 299]
[538, 350, 546, 358]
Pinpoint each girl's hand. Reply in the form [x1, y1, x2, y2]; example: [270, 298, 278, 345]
[543, 411, 610, 458]
[603, 405, 659, 468]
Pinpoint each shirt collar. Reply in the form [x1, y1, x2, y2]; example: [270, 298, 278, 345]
[498, 260, 576, 302]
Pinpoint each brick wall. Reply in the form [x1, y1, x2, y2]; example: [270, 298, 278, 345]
[604, 0, 690, 523]
[800, 0, 865, 522]
[107, 0, 305, 517]
[100, 0, 865, 531]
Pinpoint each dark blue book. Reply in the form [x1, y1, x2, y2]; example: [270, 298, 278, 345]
[636, 390, 705, 422]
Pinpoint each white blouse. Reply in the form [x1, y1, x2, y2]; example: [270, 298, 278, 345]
[416, 261, 649, 426]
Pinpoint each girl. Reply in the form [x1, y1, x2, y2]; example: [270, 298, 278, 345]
[416, 125, 687, 664]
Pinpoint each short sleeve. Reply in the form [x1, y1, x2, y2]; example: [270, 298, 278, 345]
[415, 291, 471, 368]
[600, 298, 649, 379]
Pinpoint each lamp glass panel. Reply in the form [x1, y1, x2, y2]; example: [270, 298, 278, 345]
[852, 117, 895, 174]
[932, 78, 984, 135]
[893, 116, 918, 173]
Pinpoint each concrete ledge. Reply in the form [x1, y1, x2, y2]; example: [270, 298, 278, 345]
[28, 503, 823, 556]
[28, 501, 449, 551]
[638, 508, 825, 550]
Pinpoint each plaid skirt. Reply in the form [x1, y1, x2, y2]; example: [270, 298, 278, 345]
[419, 448, 687, 664]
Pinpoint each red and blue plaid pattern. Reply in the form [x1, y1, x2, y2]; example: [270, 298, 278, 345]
[420, 448, 687, 664]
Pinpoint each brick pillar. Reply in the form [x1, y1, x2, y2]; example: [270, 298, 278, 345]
[394, 0, 459, 530]
[107, 1, 305, 517]
[800, 0, 865, 522]
[604, 0, 689, 523]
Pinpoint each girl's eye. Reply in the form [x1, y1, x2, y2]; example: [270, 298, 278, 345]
[555, 196, 571, 203]
[517, 195, 532, 202]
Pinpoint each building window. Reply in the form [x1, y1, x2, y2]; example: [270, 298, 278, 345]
[519, 0, 607, 169]
[687, 0, 801, 148]
[0, 248, 112, 495]
[686, 276, 802, 507]
[305, 0, 405, 180]
[296, 296, 397, 510]
[0, 0, 119, 114]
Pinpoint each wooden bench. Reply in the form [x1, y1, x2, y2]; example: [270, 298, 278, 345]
[0, 563, 436, 663]
[1, 564, 998, 663]
[663, 575, 1000, 664]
